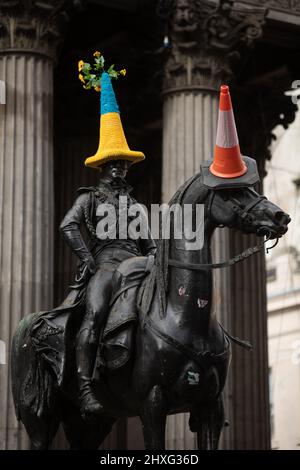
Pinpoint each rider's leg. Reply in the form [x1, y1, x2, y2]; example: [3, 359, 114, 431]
[76, 269, 114, 417]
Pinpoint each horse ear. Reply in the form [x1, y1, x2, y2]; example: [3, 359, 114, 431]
[210, 85, 247, 179]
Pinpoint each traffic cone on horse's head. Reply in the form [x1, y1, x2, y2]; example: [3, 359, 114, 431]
[210, 85, 247, 179]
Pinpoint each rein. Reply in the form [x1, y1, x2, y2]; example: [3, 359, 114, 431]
[168, 235, 270, 270]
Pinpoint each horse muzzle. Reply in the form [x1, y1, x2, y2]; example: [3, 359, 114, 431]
[257, 211, 290, 239]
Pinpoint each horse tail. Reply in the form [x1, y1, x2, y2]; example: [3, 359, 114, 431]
[11, 314, 56, 421]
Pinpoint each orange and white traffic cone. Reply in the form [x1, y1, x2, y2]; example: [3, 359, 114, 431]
[210, 85, 247, 179]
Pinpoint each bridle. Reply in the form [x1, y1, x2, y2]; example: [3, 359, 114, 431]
[224, 188, 267, 226]
[168, 187, 276, 271]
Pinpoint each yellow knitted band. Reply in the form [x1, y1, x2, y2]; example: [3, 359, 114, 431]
[85, 112, 145, 168]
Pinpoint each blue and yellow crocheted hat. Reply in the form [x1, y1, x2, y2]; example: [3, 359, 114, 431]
[85, 72, 145, 168]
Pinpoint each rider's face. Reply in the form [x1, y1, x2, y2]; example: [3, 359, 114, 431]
[100, 160, 130, 180]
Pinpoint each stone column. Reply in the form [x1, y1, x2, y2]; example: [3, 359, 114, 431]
[0, 1, 71, 450]
[158, 0, 266, 449]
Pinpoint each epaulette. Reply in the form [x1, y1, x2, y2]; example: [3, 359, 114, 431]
[76, 186, 97, 195]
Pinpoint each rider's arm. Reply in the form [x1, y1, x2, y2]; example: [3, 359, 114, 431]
[134, 203, 157, 256]
[140, 231, 157, 256]
[59, 192, 96, 273]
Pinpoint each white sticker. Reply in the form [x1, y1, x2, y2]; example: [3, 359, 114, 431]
[0, 340, 6, 365]
[197, 298, 208, 308]
[188, 371, 200, 385]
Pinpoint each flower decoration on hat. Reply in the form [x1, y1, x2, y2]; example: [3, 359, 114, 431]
[77, 52, 126, 93]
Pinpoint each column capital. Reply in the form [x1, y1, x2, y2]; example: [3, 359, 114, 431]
[158, 0, 267, 93]
[0, 0, 77, 60]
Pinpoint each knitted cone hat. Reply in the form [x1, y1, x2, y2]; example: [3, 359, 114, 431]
[85, 72, 145, 168]
[210, 85, 247, 178]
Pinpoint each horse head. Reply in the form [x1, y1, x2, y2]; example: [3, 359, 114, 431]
[209, 186, 290, 240]
[199, 156, 290, 240]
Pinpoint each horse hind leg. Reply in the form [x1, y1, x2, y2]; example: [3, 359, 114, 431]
[20, 409, 60, 450]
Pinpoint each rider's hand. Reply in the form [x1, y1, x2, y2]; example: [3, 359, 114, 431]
[146, 254, 155, 272]
[84, 256, 96, 275]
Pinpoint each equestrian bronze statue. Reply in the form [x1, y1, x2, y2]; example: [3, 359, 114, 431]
[11, 67, 290, 449]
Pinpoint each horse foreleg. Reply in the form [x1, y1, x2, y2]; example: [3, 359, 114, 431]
[207, 394, 225, 450]
[190, 395, 225, 450]
[140, 385, 167, 450]
[61, 400, 115, 450]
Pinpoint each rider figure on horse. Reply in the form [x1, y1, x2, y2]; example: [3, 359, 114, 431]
[59, 65, 156, 418]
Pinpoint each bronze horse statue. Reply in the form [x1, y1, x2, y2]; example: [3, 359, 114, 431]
[11, 161, 290, 450]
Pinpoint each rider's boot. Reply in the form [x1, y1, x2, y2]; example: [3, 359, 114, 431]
[76, 328, 103, 418]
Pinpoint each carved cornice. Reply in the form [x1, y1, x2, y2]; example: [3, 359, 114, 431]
[158, 0, 267, 92]
[240, 1, 300, 14]
[0, 1, 75, 60]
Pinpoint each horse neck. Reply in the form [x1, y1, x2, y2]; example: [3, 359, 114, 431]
[166, 182, 216, 331]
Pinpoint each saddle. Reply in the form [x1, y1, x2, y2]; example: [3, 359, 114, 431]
[28, 256, 153, 388]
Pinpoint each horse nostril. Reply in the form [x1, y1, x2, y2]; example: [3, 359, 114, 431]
[274, 211, 289, 225]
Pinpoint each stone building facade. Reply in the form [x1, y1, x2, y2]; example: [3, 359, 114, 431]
[265, 110, 300, 450]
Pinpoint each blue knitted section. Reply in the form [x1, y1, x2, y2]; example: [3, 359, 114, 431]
[100, 72, 120, 115]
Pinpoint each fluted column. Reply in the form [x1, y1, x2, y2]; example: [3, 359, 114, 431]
[159, 0, 266, 449]
[162, 92, 218, 200]
[0, 1, 71, 450]
[229, 231, 270, 448]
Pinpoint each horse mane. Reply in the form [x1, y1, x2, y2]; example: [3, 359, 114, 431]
[137, 172, 209, 320]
